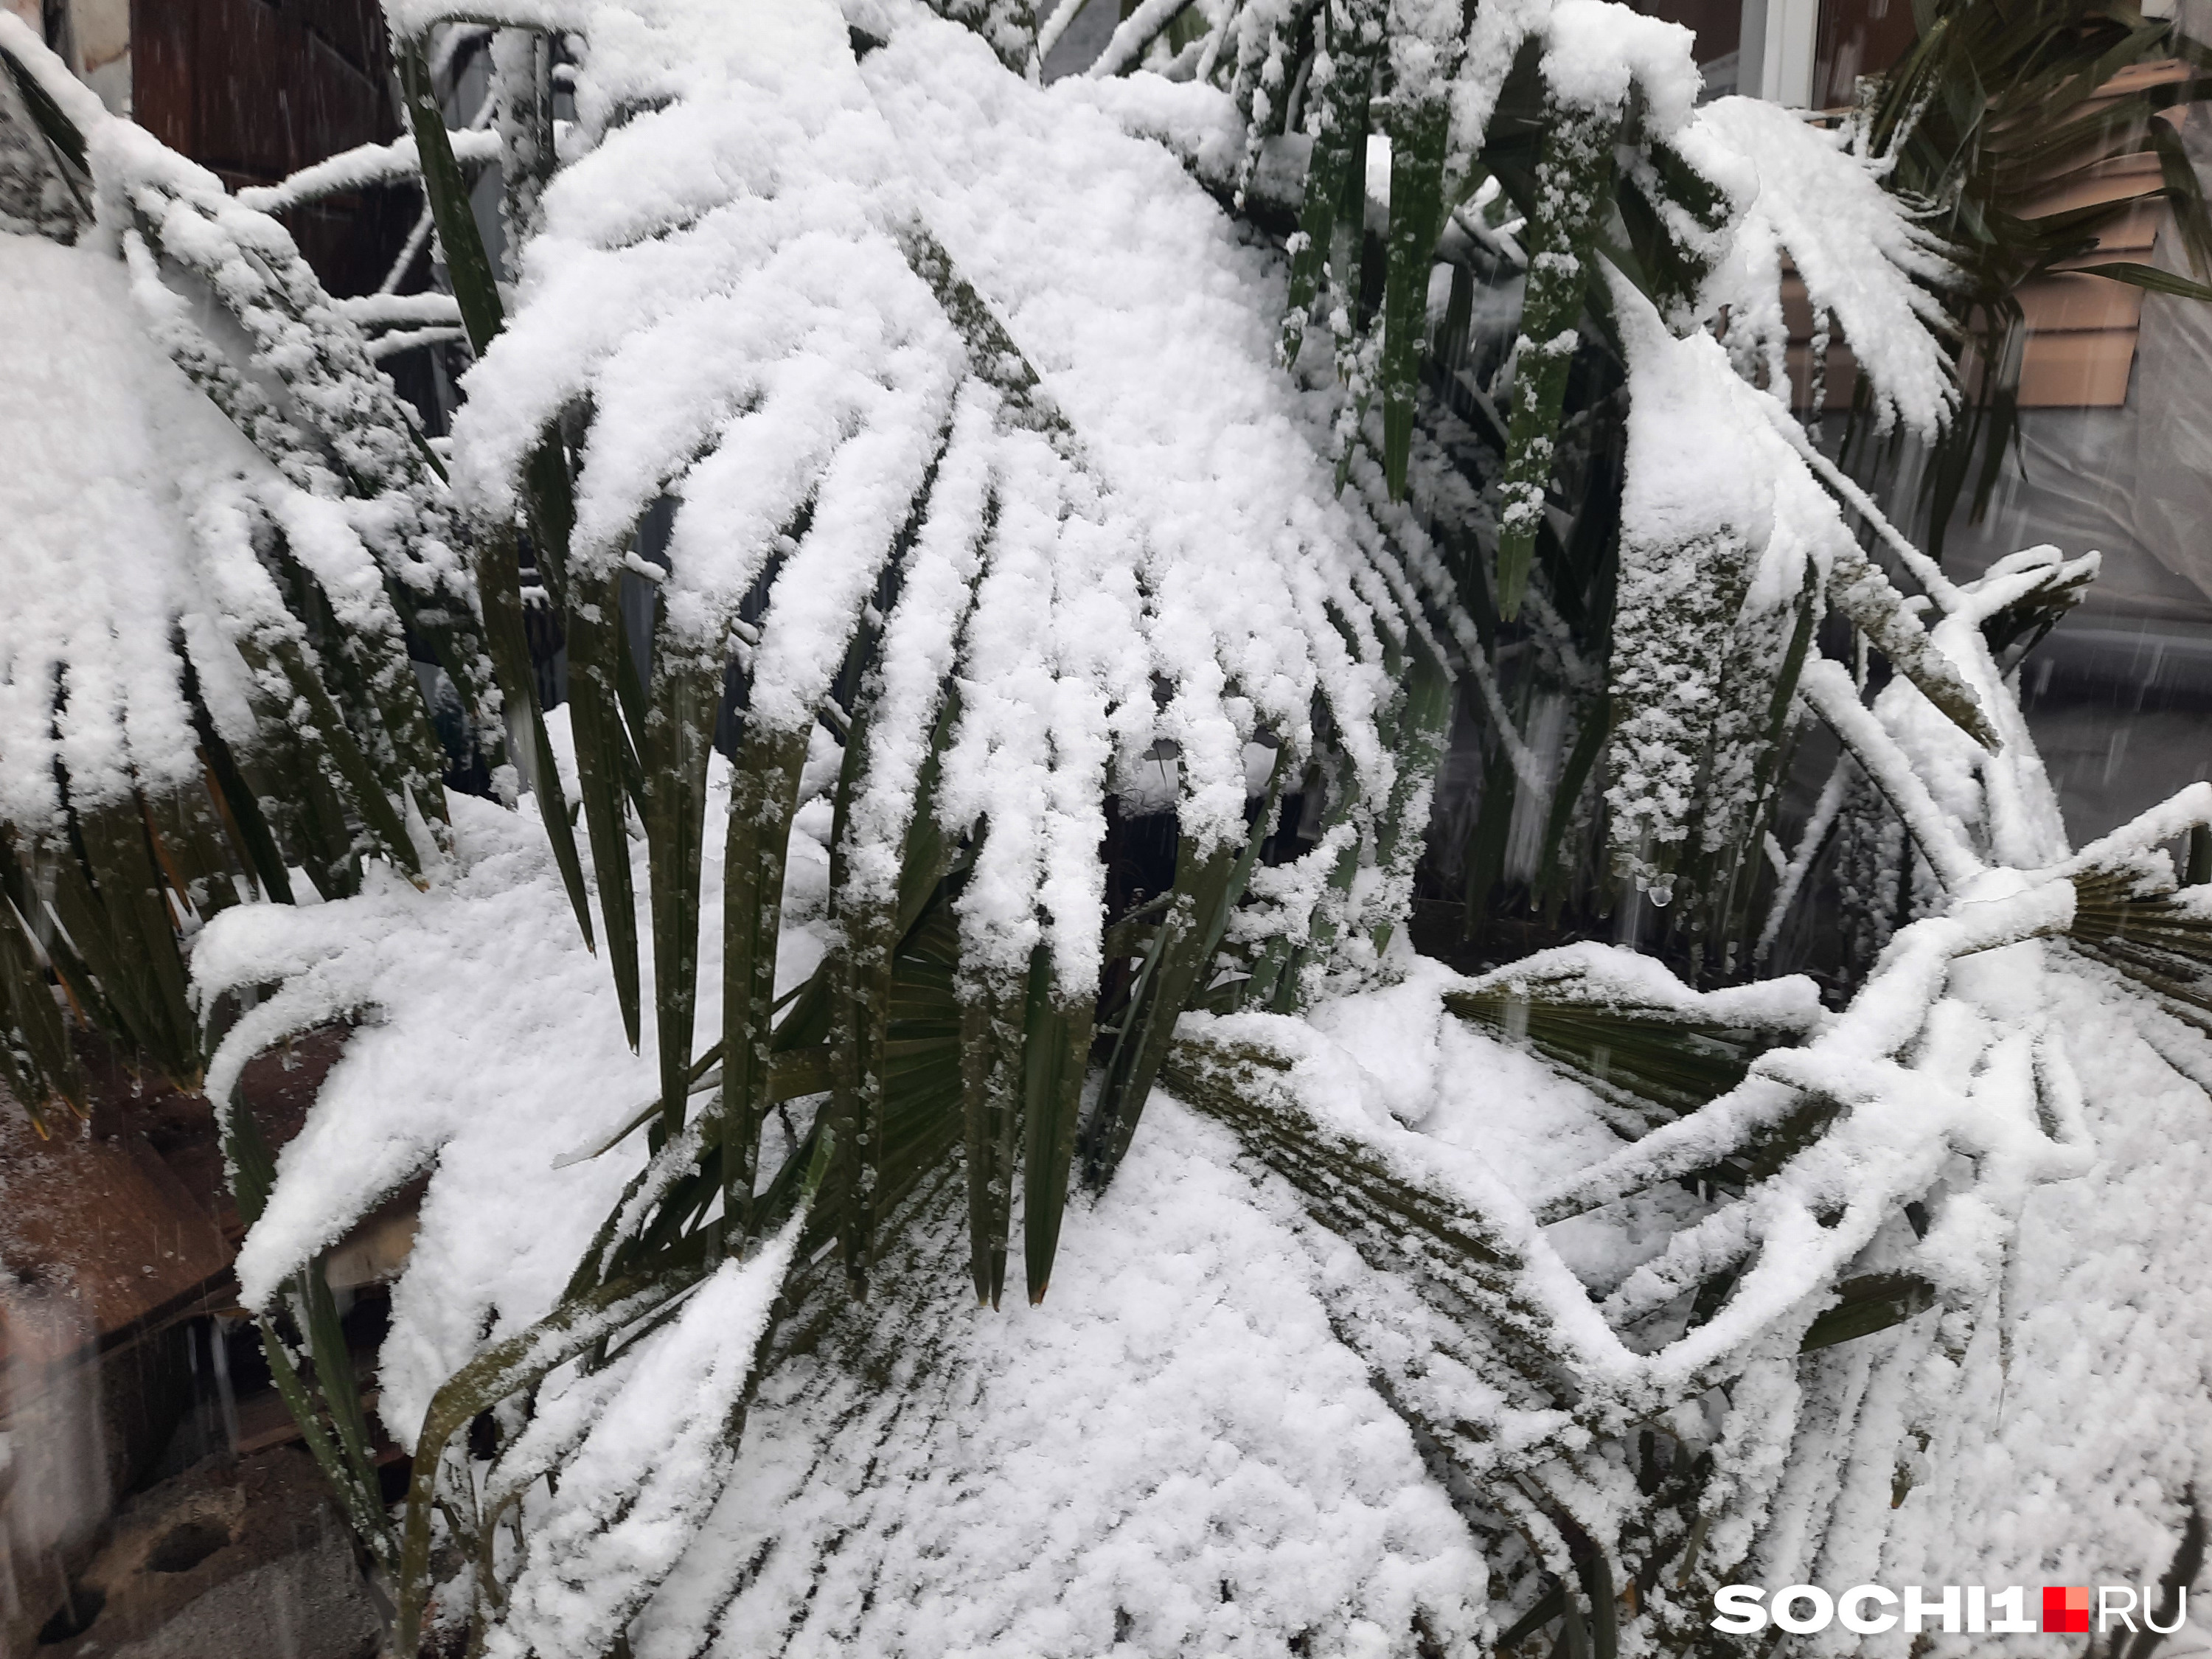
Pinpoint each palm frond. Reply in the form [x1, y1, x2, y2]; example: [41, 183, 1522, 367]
[13, 3, 2212, 1655]
[2067, 862, 2212, 1029]
[0, 25, 500, 1108]
[1443, 947, 1823, 1127]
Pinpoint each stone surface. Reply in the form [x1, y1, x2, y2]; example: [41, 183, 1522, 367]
[12, 1447, 380, 1659]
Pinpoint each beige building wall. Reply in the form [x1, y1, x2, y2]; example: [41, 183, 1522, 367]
[7, 0, 129, 114]
[70, 0, 128, 114]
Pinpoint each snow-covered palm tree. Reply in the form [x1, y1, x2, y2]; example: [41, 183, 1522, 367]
[4, 0, 2211, 1652]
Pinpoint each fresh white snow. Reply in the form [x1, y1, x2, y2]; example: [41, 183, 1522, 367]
[6, 0, 2212, 1652]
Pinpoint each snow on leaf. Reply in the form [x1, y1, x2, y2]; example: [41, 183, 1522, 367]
[1691, 95, 1959, 439]
[445, 0, 1418, 994]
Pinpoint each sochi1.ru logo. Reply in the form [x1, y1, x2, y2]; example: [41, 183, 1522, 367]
[1710, 1583, 2186, 1636]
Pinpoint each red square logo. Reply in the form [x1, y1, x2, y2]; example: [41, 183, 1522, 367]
[2044, 1587, 2091, 1634]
